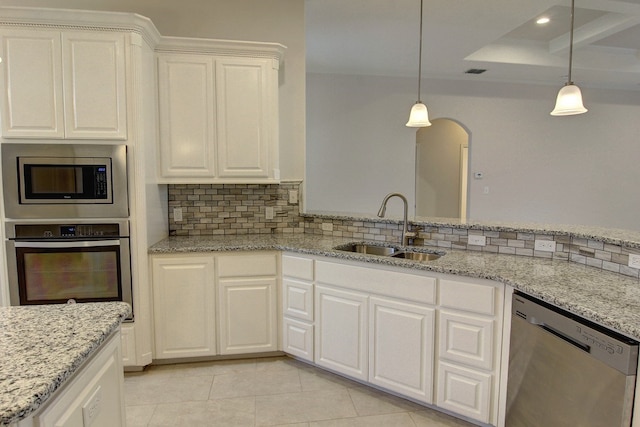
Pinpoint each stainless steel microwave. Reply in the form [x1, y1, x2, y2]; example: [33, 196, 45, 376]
[1, 144, 128, 219]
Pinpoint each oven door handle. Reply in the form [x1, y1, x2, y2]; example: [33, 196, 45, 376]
[13, 240, 121, 248]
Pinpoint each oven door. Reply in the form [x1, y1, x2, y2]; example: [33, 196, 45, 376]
[6, 238, 132, 317]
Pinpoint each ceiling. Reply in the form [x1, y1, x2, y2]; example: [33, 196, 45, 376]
[305, 0, 640, 91]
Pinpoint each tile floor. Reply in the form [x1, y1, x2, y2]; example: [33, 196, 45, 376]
[124, 356, 476, 427]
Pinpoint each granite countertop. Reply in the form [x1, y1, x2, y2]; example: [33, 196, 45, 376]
[150, 234, 640, 340]
[0, 302, 131, 426]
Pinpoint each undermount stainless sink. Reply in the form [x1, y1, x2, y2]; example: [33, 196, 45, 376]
[335, 243, 442, 262]
[391, 251, 441, 261]
[338, 244, 401, 256]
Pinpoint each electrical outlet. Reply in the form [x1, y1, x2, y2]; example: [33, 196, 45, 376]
[628, 254, 640, 269]
[289, 190, 299, 204]
[173, 207, 183, 222]
[534, 240, 556, 252]
[265, 206, 275, 220]
[468, 235, 486, 246]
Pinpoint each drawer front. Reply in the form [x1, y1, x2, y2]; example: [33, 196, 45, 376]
[439, 310, 494, 370]
[439, 278, 495, 315]
[283, 278, 314, 321]
[437, 361, 492, 424]
[283, 254, 314, 281]
[283, 317, 314, 362]
[217, 252, 278, 277]
[316, 260, 436, 304]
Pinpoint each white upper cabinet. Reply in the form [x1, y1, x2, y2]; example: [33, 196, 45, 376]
[0, 28, 127, 139]
[155, 38, 284, 184]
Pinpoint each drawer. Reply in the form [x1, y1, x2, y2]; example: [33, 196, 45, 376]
[439, 310, 494, 370]
[283, 254, 314, 281]
[217, 252, 278, 277]
[283, 278, 314, 321]
[439, 278, 495, 315]
[316, 260, 436, 305]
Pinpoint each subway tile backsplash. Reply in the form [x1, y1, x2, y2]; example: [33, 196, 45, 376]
[168, 182, 640, 279]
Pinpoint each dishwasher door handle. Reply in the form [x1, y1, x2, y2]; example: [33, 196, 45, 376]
[530, 319, 592, 353]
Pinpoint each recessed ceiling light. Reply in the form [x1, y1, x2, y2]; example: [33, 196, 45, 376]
[536, 17, 550, 25]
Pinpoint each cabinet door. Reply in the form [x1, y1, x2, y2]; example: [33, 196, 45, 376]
[0, 28, 64, 138]
[215, 57, 276, 180]
[152, 255, 216, 359]
[283, 278, 313, 321]
[62, 31, 127, 139]
[282, 316, 314, 362]
[315, 285, 368, 381]
[157, 53, 216, 179]
[218, 277, 278, 354]
[439, 310, 494, 370]
[369, 297, 435, 404]
[437, 361, 492, 424]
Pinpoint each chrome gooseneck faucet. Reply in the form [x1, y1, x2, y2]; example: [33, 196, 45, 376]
[377, 193, 416, 246]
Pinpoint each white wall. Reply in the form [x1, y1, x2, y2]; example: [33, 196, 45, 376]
[307, 72, 640, 230]
[2, 0, 306, 181]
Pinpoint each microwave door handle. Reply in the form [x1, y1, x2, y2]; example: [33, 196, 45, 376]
[14, 240, 121, 248]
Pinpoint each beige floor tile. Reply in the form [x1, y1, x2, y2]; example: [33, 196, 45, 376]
[410, 409, 476, 426]
[309, 412, 417, 427]
[148, 397, 255, 426]
[254, 356, 309, 373]
[150, 358, 258, 377]
[209, 368, 302, 399]
[125, 404, 156, 427]
[298, 367, 354, 392]
[255, 389, 358, 426]
[124, 373, 213, 405]
[347, 386, 424, 416]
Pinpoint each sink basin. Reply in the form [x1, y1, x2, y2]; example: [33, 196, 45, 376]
[337, 244, 400, 256]
[334, 243, 443, 262]
[391, 251, 441, 261]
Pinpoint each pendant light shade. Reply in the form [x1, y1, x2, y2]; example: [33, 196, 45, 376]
[550, 83, 587, 116]
[550, 0, 587, 116]
[406, 102, 431, 127]
[406, 0, 431, 127]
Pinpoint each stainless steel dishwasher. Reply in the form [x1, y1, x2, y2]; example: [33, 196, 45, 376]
[506, 291, 639, 427]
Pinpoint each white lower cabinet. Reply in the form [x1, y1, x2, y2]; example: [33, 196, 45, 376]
[282, 254, 315, 362]
[369, 296, 435, 403]
[315, 284, 369, 381]
[151, 251, 278, 359]
[152, 255, 217, 359]
[29, 332, 125, 427]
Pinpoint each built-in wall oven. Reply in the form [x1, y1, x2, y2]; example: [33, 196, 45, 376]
[1, 143, 128, 219]
[5, 221, 133, 319]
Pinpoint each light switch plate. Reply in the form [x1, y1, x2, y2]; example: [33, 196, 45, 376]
[173, 207, 183, 222]
[265, 206, 275, 220]
[534, 240, 556, 252]
[628, 254, 640, 269]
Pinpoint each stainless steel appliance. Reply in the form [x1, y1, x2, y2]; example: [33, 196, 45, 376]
[1, 143, 128, 218]
[6, 220, 133, 319]
[506, 291, 638, 427]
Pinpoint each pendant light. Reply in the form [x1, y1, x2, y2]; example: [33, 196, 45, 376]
[406, 0, 432, 127]
[550, 0, 588, 116]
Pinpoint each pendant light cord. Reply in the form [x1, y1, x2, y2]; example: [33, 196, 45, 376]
[568, 0, 575, 85]
[417, 0, 423, 102]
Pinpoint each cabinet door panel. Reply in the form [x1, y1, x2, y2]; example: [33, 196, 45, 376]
[439, 310, 494, 370]
[315, 285, 368, 381]
[283, 278, 313, 321]
[369, 297, 435, 404]
[437, 361, 492, 423]
[152, 256, 216, 359]
[215, 57, 272, 179]
[62, 32, 127, 139]
[157, 53, 216, 178]
[282, 317, 314, 362]
[218, 278, 278, 354]
[0, 29, 64, 138]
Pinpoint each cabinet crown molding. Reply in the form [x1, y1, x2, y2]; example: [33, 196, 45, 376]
[0, 6, 162, 48]
[156, 36, 286, 63]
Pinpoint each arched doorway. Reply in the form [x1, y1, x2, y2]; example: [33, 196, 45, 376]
[415, 118, 470, 220]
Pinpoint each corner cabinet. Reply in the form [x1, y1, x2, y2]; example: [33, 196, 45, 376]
[156, 38, 285, 183]
[150, 251, 279, 360]
[0, 28, 127, 139]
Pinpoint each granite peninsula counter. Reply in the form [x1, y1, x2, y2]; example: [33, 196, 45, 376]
[0, 302, 131, 426]
[150, 233, 640, 340]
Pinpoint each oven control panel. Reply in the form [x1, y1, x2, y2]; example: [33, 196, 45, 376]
[11, 223, 125, 239]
